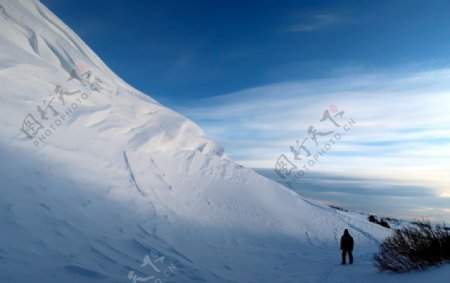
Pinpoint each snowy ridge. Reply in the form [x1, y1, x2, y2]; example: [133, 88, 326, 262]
[0, 1, 449, 282]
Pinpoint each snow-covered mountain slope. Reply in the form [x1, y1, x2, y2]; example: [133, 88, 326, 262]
[0, 1, 448, 282]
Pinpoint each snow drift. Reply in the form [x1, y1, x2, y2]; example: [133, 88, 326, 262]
[0, 1, 448, 282]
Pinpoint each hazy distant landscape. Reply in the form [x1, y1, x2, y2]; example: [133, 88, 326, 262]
[257, 169, 450, 223]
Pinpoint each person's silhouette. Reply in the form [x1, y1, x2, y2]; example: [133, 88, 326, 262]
[340, 229, 354, 265]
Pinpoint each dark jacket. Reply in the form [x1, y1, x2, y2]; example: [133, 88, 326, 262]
[340, 231, 354, 251]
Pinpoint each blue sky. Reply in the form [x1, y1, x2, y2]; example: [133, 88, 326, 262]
[42, 0, 450, 208]
[42, 0, 450, 103]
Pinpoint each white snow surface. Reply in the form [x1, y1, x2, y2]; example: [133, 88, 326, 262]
[0, 0, 448, 282]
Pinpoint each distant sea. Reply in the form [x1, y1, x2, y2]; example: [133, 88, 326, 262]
[255, 169, 450, 224]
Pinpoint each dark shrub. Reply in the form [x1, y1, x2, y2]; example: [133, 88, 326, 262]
[373, 222, 450, 272]
[379, 219, 391, 229]
[368, 215, 391, 228]
[368, 215, 377, 223]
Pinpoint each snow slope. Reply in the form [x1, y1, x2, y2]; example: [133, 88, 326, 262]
[0, 0, 448, 282]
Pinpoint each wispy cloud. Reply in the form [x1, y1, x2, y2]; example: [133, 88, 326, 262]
[287, 13, 341, 32]
[176, 68, 450, 196]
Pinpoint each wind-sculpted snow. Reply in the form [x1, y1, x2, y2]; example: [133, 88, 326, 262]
[0, 1, 448, 282]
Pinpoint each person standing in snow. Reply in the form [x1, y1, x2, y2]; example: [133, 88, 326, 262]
[340, 229, 354, 265]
